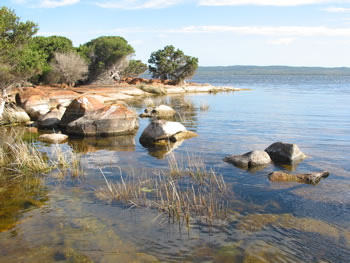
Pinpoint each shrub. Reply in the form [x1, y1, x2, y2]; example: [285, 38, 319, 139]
[48, 52, 88, 86]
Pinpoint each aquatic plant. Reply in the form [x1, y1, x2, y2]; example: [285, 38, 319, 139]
[96, 154, 228, 226]
[0, 138, 53, 176]
[51, 144, 84, 178]
[200, 102, 209, 112]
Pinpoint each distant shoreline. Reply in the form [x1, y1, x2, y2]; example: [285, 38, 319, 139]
[195, 65, 350, 76]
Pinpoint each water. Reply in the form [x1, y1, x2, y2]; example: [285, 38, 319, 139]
[1, 72, 350, 262]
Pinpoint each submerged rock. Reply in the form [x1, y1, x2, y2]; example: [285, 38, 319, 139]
[38, 133, 68, 144]
[224, 150, 271, 169]
[37, 105, 66, 129]
[140, 105, 176, 118]
[65, 104, 139, 137]
[139, 120, 197, 147]
[265, 142, 306, 164]
[268, 171, 330, 184]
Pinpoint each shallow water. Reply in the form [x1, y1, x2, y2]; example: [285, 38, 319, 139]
[1, 73, 350, 262]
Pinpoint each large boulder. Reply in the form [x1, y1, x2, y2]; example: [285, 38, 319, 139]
[140, 120, 197, 147]
[16, 87, 50, 120]
[140, 105, 176, 118]
[64, 104, 139, 137]
[38, 133, 68, 144]
[268, 171, 330, 184]
[224, 150, 271, 169]
[60, 95, 105, 127]
[22, 95, 50, 120]
[265, 142, 306, 164]
[37, 105, 66, 129]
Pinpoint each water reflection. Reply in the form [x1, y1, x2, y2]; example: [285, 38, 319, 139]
[69, 134, 136, 153]
[0, 175, 48, 233]
[146, 139, 185, 159]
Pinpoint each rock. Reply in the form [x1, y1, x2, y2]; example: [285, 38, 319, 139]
[21, 95, 50, 120]
[38, 134, 68, 144]
[37, 105, 66, 129]
[265, 142, 306, 164]
[15, 87, 47, 105]
[138, 85, 167, 95]
[224, 150, 271, 169]
[140, 120, 197, 147]
[140, 105, 176, 118]
[0, 103, 30, 124]
[268, 171, 330, 184]
[65, 103, 139, 136]
[60, 95, 105, 127]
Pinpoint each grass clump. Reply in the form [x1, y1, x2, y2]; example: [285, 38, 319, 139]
[0, 139, 54, 176]
[96, 154, 228, 226]
[200, 102, 209, 112]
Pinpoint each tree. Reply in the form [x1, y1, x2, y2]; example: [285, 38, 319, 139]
[0, 7, 41, 92]
[0, 7, 41, 117]
[29, 35, 76, 83]
[79, 36, 134, 84]
[120, 59, 147, 78]
[148, 45, 198, 84]
[48, 52, 88, 86]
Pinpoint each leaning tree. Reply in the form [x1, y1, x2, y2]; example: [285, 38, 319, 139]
[148, 45, 198, 85]
[78, 36, 135, 84]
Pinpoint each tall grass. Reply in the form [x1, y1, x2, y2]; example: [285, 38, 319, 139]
[0, 139, 53, 176]
[0, 131, 82, 178]
[96, 154, 228, 226]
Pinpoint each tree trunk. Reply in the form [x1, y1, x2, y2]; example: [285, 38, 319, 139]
[0, 89, 7, 119]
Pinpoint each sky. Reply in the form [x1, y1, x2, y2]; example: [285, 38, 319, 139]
[3, 0, 350, 67]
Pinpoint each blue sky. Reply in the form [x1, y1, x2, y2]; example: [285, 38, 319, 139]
[3, 0, 350, 67]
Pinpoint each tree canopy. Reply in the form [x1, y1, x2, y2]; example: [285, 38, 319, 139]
[0, 7, 42, 91]
[78, 36, 135, 82]
[121, 59, 147, 78]
[148, 45, 198, 84]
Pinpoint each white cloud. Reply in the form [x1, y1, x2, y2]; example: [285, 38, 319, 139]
[89, 25, 350, 39]
[199, 0, 350, 7]
[267, 37, 296, 45]
[323, 7, 350, 12]
[95, 0, 183, 9]
[39, 0, 80, 8]
[172, 25, 350, 37]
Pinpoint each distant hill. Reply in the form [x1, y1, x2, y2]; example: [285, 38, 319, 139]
[196, 66, 350, 76]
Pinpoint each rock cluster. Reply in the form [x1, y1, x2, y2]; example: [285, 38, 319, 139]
[224, 142, 329, 184]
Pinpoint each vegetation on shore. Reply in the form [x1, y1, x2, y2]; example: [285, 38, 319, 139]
[0, 6, 199, 92]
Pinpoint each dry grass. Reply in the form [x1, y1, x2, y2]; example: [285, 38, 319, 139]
[200, 102, 210, 112]
[51, 145, 84, 178]
[0, 131, 82, 178]
[0, 139, 53, 176]
[96, 154, 228, 226]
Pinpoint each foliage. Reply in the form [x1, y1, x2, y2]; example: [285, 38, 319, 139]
[148, 45, 198, 84]
[121, 59, 147, 78]
[0, 7, 41, 91]
[79, 36, 134, 81]
[30, 35, 75, 62]
[48, 52, 88, 86]
[29, 36, 76, 83]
